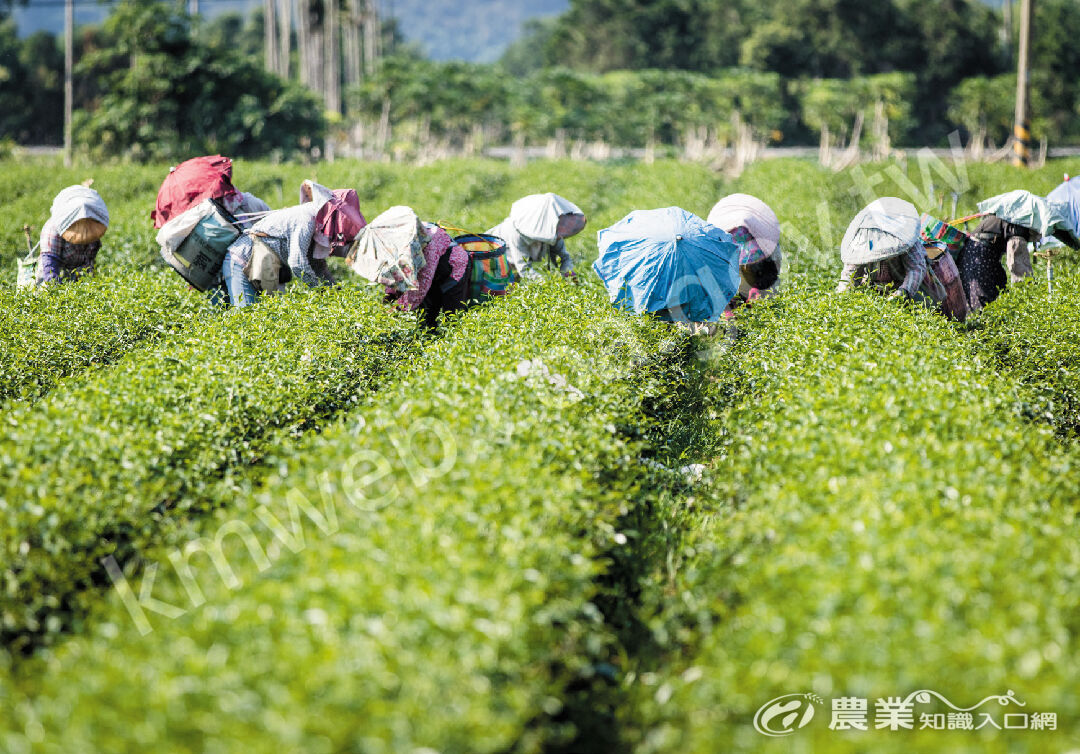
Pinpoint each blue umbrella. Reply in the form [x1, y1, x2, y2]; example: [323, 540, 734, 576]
[593, 207, 740, 323]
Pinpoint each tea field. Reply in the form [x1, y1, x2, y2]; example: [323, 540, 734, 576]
[1, 156, 1080, 752]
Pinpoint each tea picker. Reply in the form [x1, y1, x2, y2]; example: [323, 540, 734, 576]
[707, 193, 783, 316]
[1041, 175, 1080, 295]
[837, 198, 961, 319]
[975, 190, 1079, 285]
[29, 182, 109, 286]
[345, 206, 473, 328]
[487, 193, 587, 280]
[219, 186, 366, 307]
[593, 206, 741, 336]
[153, 156, 272, 301]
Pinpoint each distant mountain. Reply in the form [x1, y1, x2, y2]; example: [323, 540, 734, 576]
[388, 0, 567, 62]
[11, 0, 569, 62]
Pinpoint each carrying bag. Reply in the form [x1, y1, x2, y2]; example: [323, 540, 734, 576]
[16, 250, 39, 289]
[156, 198, 241, 291]
[454, 233, 516, 301]
[16, 225, 39, 289]
[920, 213, 968, 256]
[244, 236, 287, 294]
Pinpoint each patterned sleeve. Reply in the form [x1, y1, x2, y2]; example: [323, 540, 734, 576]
[899, 247, 928, 297]
[286, 212, 320, 285]
[37, 222, 63, 283]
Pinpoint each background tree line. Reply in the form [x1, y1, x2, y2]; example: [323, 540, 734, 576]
[2, 0, 1080, 158]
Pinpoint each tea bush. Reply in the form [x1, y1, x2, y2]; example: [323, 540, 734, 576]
[0, 269, 206, 405]
[0, 280, 693, 754]
[0, 286, 421, 651]
[631, 286, 1080, 754]
[973, 272, 1080, 434]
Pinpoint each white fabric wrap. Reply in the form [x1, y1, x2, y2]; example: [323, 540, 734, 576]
[841, 197, 920, 265]
[49, 185, 109, 235]
[509, 193, 583, 244]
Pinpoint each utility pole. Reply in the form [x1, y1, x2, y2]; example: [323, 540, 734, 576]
[63, 0, 73, 167]
[1013, 0, 1033, 168]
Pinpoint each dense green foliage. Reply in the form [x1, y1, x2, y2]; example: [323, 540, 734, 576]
[1, 156, 1080, 753]
[629, 288, 1080, 753]
[538, 0, 1006, 144]
[975, 272, 1080, 433]
[73, 0, 325, 160]
[0, 269, 206, 405]
[8, 0, 1080, 151]
[0, 285, 420, 650]
[0, 281, 693, 752]
[0, 20, 62, 145]
[350, 60, 787, 148]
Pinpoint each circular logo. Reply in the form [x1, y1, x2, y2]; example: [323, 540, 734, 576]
[753, 693, 821, 737]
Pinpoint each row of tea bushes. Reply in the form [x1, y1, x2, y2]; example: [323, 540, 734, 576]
[633, 286, 1080, 754]
[0, 280, 692, 754]
[0, 285, 422, 651]
[973, 272, 1080, 434]
[0, 269, 207, 405]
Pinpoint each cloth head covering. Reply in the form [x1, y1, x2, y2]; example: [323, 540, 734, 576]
[300, 179, 334, 205]
[152, 155, 238, 229]
[50, 185, 109, 242]
[707, 193, 781, 264]
[314, 188, 365, 254]
[347, 205, 429, 292]
[593, 206, 741, 323]
[977, 190, 1074, 240]
[1048, 177, 1080, 236]
[510, 193, 585, 243]
[841, 197, 920, 265]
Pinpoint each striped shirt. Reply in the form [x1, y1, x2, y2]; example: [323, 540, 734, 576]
[226, 203, 329, 285]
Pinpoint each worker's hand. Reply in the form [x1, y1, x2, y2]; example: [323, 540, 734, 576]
[563, 270, 580, 284]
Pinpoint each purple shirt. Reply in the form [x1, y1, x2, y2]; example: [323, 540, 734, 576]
[37, 220, 100, 284]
